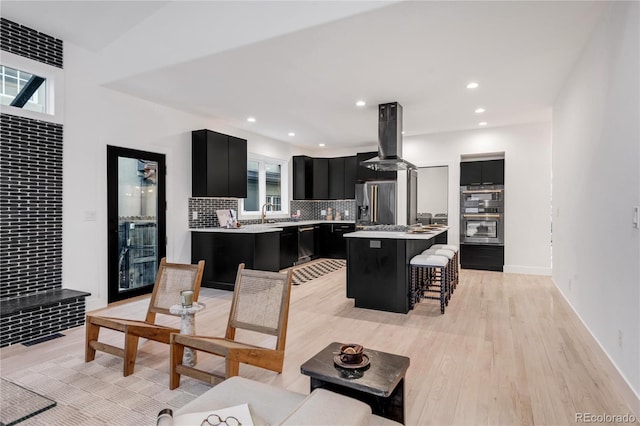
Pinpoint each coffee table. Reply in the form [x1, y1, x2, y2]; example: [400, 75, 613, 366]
[300, 342, 410, 424]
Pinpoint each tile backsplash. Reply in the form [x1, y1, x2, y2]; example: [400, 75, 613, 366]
[189, 198, 356, 228]
[290, 200, 356, 221]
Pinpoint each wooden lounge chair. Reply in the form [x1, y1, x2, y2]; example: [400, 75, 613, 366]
[85, 258, 205, 376]
[170, 263, 293, 389]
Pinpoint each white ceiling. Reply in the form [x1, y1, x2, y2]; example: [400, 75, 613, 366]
[1, 1, 609, 149]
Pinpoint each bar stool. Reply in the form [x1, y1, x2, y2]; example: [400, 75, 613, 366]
[422, 248, 457, 294]
[430, 244, 459, 291]
[410, 254, 450, 314]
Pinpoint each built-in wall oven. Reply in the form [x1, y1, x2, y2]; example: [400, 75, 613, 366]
[460, 185, 504, 245]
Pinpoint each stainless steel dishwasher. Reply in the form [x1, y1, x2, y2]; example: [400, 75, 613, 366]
[297, 226, 316, 264]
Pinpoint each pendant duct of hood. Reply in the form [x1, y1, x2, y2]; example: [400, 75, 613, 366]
[361, 102, 416, 171]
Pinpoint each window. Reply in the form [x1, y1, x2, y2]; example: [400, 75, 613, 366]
[0, 52, 62, 123]
[0, 65, 46, 113]
[241, 154, 288, 217]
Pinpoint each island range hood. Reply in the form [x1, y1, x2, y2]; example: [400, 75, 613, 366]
[361, 102, 416, 171]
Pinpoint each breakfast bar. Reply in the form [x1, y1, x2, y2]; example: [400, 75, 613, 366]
[344, 227, 448, 314]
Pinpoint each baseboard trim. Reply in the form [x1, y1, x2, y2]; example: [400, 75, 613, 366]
[552, 278, 640, 418]
[503, 265, 552, 275]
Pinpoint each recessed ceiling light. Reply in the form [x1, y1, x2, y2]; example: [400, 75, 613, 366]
[401, 131, 405, 135]
[356, 100, 366, 107]
[475, 108, 485, 114]
[466, 82, 479, 89]
[247, 117, 256, 123]
[288, 132, 295, 137]
[319, 143, 325, 147]
[478, 121, 488, 126]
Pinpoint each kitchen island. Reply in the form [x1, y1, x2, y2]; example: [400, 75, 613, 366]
[344, 228, 448, 314]
[191, 220, 354, 290]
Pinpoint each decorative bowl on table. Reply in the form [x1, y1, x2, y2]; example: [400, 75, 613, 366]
[333, 343, 370, 369]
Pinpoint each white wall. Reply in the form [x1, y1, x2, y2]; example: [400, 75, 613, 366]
[403, 122, 552, 275]
[62, 42, 310, 311]
[552, 1, 640, 405]
[417, 166, 448, 215]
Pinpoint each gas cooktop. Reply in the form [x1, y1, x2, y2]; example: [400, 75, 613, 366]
[357, 224, 410, 232]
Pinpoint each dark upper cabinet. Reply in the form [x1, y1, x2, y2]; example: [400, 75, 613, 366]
[192, 129, 247, 197]
[356, 151, 397, 181]
[227, 135, 248, 196]
[293, 155, 358, 200]
[343, 156, 357, 199]
[293, 156, 313, 200]
[312, 158, 329, 199]
[328, 157, 345, 200]
[460, 159, 504, 186]
[460, 161, 483, 186]
[481, 159, 505, 185]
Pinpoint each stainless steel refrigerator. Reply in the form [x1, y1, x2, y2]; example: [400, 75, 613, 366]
[356, 181, 396, 225]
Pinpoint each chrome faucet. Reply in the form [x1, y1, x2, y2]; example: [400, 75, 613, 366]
[261, 203, 273, 224]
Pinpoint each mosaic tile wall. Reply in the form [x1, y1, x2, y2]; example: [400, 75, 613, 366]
[0, 18, 63, 68]
[290, 200, 357, 221]
[189, 198, 357, 228]
[0, 113, 63, 299]
[0, 20, 88, 346]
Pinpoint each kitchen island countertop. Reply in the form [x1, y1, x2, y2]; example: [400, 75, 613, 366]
[344, 228, 448, 240]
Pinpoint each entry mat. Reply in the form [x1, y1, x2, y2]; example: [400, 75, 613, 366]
[292, 259, 346, 285]
[1, 378, 56, 425]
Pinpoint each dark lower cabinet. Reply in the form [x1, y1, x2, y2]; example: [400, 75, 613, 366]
[319, 223, 355, 259]
[192, 232, 280, 290]
[279, 227, 299, 270]
[460, 244, 504, 272]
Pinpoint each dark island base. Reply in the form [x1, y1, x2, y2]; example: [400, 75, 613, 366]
[346, 231, 446, 314]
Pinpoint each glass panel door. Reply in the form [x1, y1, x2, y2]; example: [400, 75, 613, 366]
[107, 146, 166, 303]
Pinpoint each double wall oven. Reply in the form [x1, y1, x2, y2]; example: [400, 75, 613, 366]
[460, 185, 504, 245]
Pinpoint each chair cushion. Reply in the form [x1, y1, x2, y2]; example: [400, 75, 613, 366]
[410, 255, 448, 267]
[421, 248, 452, 256]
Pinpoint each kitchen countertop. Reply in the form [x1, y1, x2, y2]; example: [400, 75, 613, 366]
[344, 227, 448, 240]
[190, 220, 355, 233]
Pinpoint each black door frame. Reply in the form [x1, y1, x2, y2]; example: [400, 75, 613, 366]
[107, 145, 166, 303]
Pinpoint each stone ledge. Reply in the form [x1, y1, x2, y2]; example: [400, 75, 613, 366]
[0, 289, 91, 317]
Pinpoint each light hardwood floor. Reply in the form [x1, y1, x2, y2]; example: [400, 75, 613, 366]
[1, 266, 637, 425]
